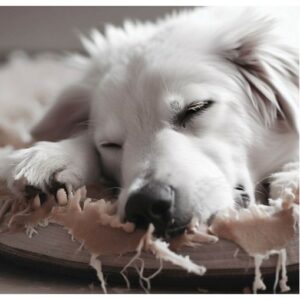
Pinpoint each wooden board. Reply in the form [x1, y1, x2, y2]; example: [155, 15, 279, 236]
[0, 223, 298, 281]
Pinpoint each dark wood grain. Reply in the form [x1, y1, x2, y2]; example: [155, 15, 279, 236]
[0, 223, 298, 280]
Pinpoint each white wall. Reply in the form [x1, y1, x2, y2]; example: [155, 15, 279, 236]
[0, 7, 188, 53]
[0, 7, 298, 54]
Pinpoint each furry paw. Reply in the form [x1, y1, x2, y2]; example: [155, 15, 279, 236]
[269, 161, 299, 203]
[6, 142, 84, 200]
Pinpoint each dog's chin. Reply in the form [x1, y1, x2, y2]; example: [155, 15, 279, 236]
[163, 222, 191, 238]
[126, 213, 192, 238]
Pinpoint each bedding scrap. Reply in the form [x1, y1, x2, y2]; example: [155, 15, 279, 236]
[0, 181, 298, 293]
[0, 183, 214, 292]
[209, 187, 299, 293]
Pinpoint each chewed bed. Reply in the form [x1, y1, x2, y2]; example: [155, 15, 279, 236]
[0, 53, 299, 294]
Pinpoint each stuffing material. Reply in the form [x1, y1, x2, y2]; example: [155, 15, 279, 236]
[209, 188, 299, 293]
[0, 179, 298, 293]
[49, 187, 214, 281]
[0, 183, 215, 292]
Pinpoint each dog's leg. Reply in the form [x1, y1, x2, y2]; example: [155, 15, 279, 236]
[2, 132, 100, 199]
[269, 161, 299, 203]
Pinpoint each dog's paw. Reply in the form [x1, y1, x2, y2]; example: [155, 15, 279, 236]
[6, 142, 84, 201]
[269, 161, 299, 203]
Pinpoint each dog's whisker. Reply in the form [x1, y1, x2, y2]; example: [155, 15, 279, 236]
[254, 175, 272, 187]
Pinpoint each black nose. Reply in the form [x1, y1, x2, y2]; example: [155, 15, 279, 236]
[125, 181, 175, 236]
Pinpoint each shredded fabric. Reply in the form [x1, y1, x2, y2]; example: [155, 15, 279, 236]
[90, 254, 107, 294]
[143, 224, 206, 275]
[0, 180, 298, 293]
[50, 189, 208, 290]
[209, 188, 299, 293]
[0, 185, 210, 292]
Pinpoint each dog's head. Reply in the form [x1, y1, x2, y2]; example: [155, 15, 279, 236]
[33, 8, 299, 236]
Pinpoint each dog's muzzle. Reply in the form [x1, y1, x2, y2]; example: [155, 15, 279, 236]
[125, 181, 191, 237]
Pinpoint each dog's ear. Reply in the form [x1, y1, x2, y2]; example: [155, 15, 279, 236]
[31, 84, 91, 142]
[219, 12, 299, 133]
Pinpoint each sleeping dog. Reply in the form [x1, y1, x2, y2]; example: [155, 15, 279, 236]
[1, 7, 298, 236]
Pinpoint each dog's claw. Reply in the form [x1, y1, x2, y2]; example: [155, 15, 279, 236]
[56, 189, 68, 206]
[48, 174, 69, 195]
[31, 194, 41, 209]
[24, 180, 69, 206]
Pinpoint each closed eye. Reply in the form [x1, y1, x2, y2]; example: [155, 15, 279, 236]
[100, 142, 122, 149]
[176, 100, 214, 128]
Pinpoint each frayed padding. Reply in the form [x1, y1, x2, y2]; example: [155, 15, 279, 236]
[253, 249, 290, 294]
[142, 224, 206, 275]
[117, 224, 206, 293]
[210, 187, 299, 293]
[89, 223, 206, 293]
[0, 183, 298, 293]
[51, 189, 207, 293]
[273, 249, 290, 293]
[89, 254, 107, 294]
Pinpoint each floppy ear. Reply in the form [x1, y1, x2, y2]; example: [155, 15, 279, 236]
[31, 84, 91, 142]
[219, 12, 299, 133]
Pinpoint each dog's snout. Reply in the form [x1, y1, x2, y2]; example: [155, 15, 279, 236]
[125, 181, 175, 235]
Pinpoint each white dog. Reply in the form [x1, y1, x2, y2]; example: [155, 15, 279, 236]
[1, 7, 299, 236]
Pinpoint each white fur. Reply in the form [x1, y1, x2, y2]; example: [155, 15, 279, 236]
[0, 52, 82, 143]
[1, 7, 299, 223]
